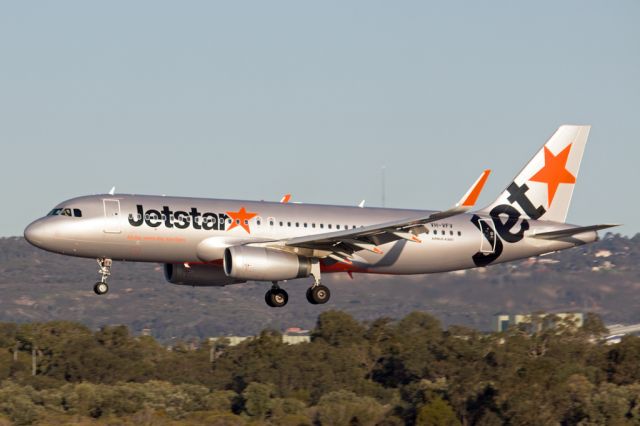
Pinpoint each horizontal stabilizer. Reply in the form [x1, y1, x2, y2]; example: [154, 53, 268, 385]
[531, 224, 619, 240]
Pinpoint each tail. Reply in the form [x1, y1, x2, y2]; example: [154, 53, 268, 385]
[480, 125, 591, 223]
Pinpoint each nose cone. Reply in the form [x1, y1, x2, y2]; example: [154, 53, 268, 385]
[24, 219, 54, 248]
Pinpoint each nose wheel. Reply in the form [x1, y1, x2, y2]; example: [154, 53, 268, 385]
[94, 282, 109, 295]
[94, 258, 112, 295]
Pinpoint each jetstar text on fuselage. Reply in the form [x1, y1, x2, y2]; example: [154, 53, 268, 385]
[128, 205, 229, 231]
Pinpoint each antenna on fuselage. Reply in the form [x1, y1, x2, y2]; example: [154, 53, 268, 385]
[108, 186, 115, 196]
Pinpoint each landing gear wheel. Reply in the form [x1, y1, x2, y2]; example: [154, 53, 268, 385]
[265, 290, 275, 307]
[307, 285, 330, 305]
[306, 287, 317, 305]
[94, 282, 109, 295]
[265, 288, 288, 308]
[94, 258, 113, 295]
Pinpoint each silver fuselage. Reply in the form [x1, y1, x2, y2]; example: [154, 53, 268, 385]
[24, 194, 596, 275]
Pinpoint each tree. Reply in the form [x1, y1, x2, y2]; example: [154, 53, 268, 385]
[242, 382, 274, 420]
[582, 313, 608, 337]
[416, 396, 460, 426]
[316, 390, 387, 426]
[312, 310, 366, 347]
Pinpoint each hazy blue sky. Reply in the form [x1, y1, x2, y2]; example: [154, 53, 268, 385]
[1, 1, 638, 236]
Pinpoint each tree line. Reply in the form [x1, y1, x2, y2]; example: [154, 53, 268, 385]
[0, 310, 638, 425]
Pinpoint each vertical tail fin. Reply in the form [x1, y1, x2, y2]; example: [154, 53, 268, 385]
[481, 125, 590, 223]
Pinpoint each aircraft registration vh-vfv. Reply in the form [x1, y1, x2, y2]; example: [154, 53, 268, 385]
[24, 125, 617, 307]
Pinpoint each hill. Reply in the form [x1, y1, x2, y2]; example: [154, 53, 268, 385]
[0, 234, 639, 340]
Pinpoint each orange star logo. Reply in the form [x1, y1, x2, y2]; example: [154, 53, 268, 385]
[226, 207, 258, 234]
[529, 144, 576, 207]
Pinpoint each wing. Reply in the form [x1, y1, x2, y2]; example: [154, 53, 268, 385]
[275, 170, 491, 264]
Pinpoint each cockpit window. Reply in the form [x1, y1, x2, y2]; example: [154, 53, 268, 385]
[47, 207, 82, 217]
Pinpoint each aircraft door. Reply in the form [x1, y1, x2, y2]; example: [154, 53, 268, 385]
[478, 219, 496, 254]
[103, 199, 122, 234]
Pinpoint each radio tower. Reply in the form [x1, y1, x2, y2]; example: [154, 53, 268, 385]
[381, 166, 386, 207]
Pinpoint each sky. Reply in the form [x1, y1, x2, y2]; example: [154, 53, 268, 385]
[1, 1, 638, 236]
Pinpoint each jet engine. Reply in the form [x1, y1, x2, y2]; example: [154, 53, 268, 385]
[224, 246, 312, 281]
[164, 263, 245, 286]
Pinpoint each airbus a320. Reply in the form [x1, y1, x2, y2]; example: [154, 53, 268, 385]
[24, 125, 616, 307]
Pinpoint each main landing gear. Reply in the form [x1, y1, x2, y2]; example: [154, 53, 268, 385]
[263, 260, 332, 308]
[93, 258, 112, 295]
[306, 284, 330, 305]
[265, 282, 289, 308]
[306, 259, 330, 305]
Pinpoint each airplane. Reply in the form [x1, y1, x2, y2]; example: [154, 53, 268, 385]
[24, 125, 617, 307]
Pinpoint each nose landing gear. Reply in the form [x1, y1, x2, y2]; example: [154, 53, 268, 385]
[94, 258, 112, 295]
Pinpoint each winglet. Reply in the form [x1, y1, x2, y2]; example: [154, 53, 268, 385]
[280, 194, 291, 203]
[456, 170, 491, 208]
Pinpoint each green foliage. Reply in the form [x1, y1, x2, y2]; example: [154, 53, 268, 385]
[416, 395, 460, 426]
[0, 311, 638, 425]
[242, 382, 274, 419]
[311, 310, 366, 347]
[0, 382, 42, 425]
[316, 390, 387, 425]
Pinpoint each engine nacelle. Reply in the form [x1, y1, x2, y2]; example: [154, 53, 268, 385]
[224, 246, 312, 281]
[164, 263, 245, 287]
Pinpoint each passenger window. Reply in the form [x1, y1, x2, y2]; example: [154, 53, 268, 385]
[328, 224, 332, 229]
[450, 231, 454, 236]
[269, 220, 274, 226]
[304, 223, 308, 228]
[312, 223, 316, 228]
[244, 220, 248, 225]
[295, 222, 299, 227]
[337, 225, 341, 230]
[279, 221, 283, 227]
[287, 222, 291, 227]
[257, 220, 261, 226]
[320, 224, 324, 229]
[458, 231, 462, 236]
